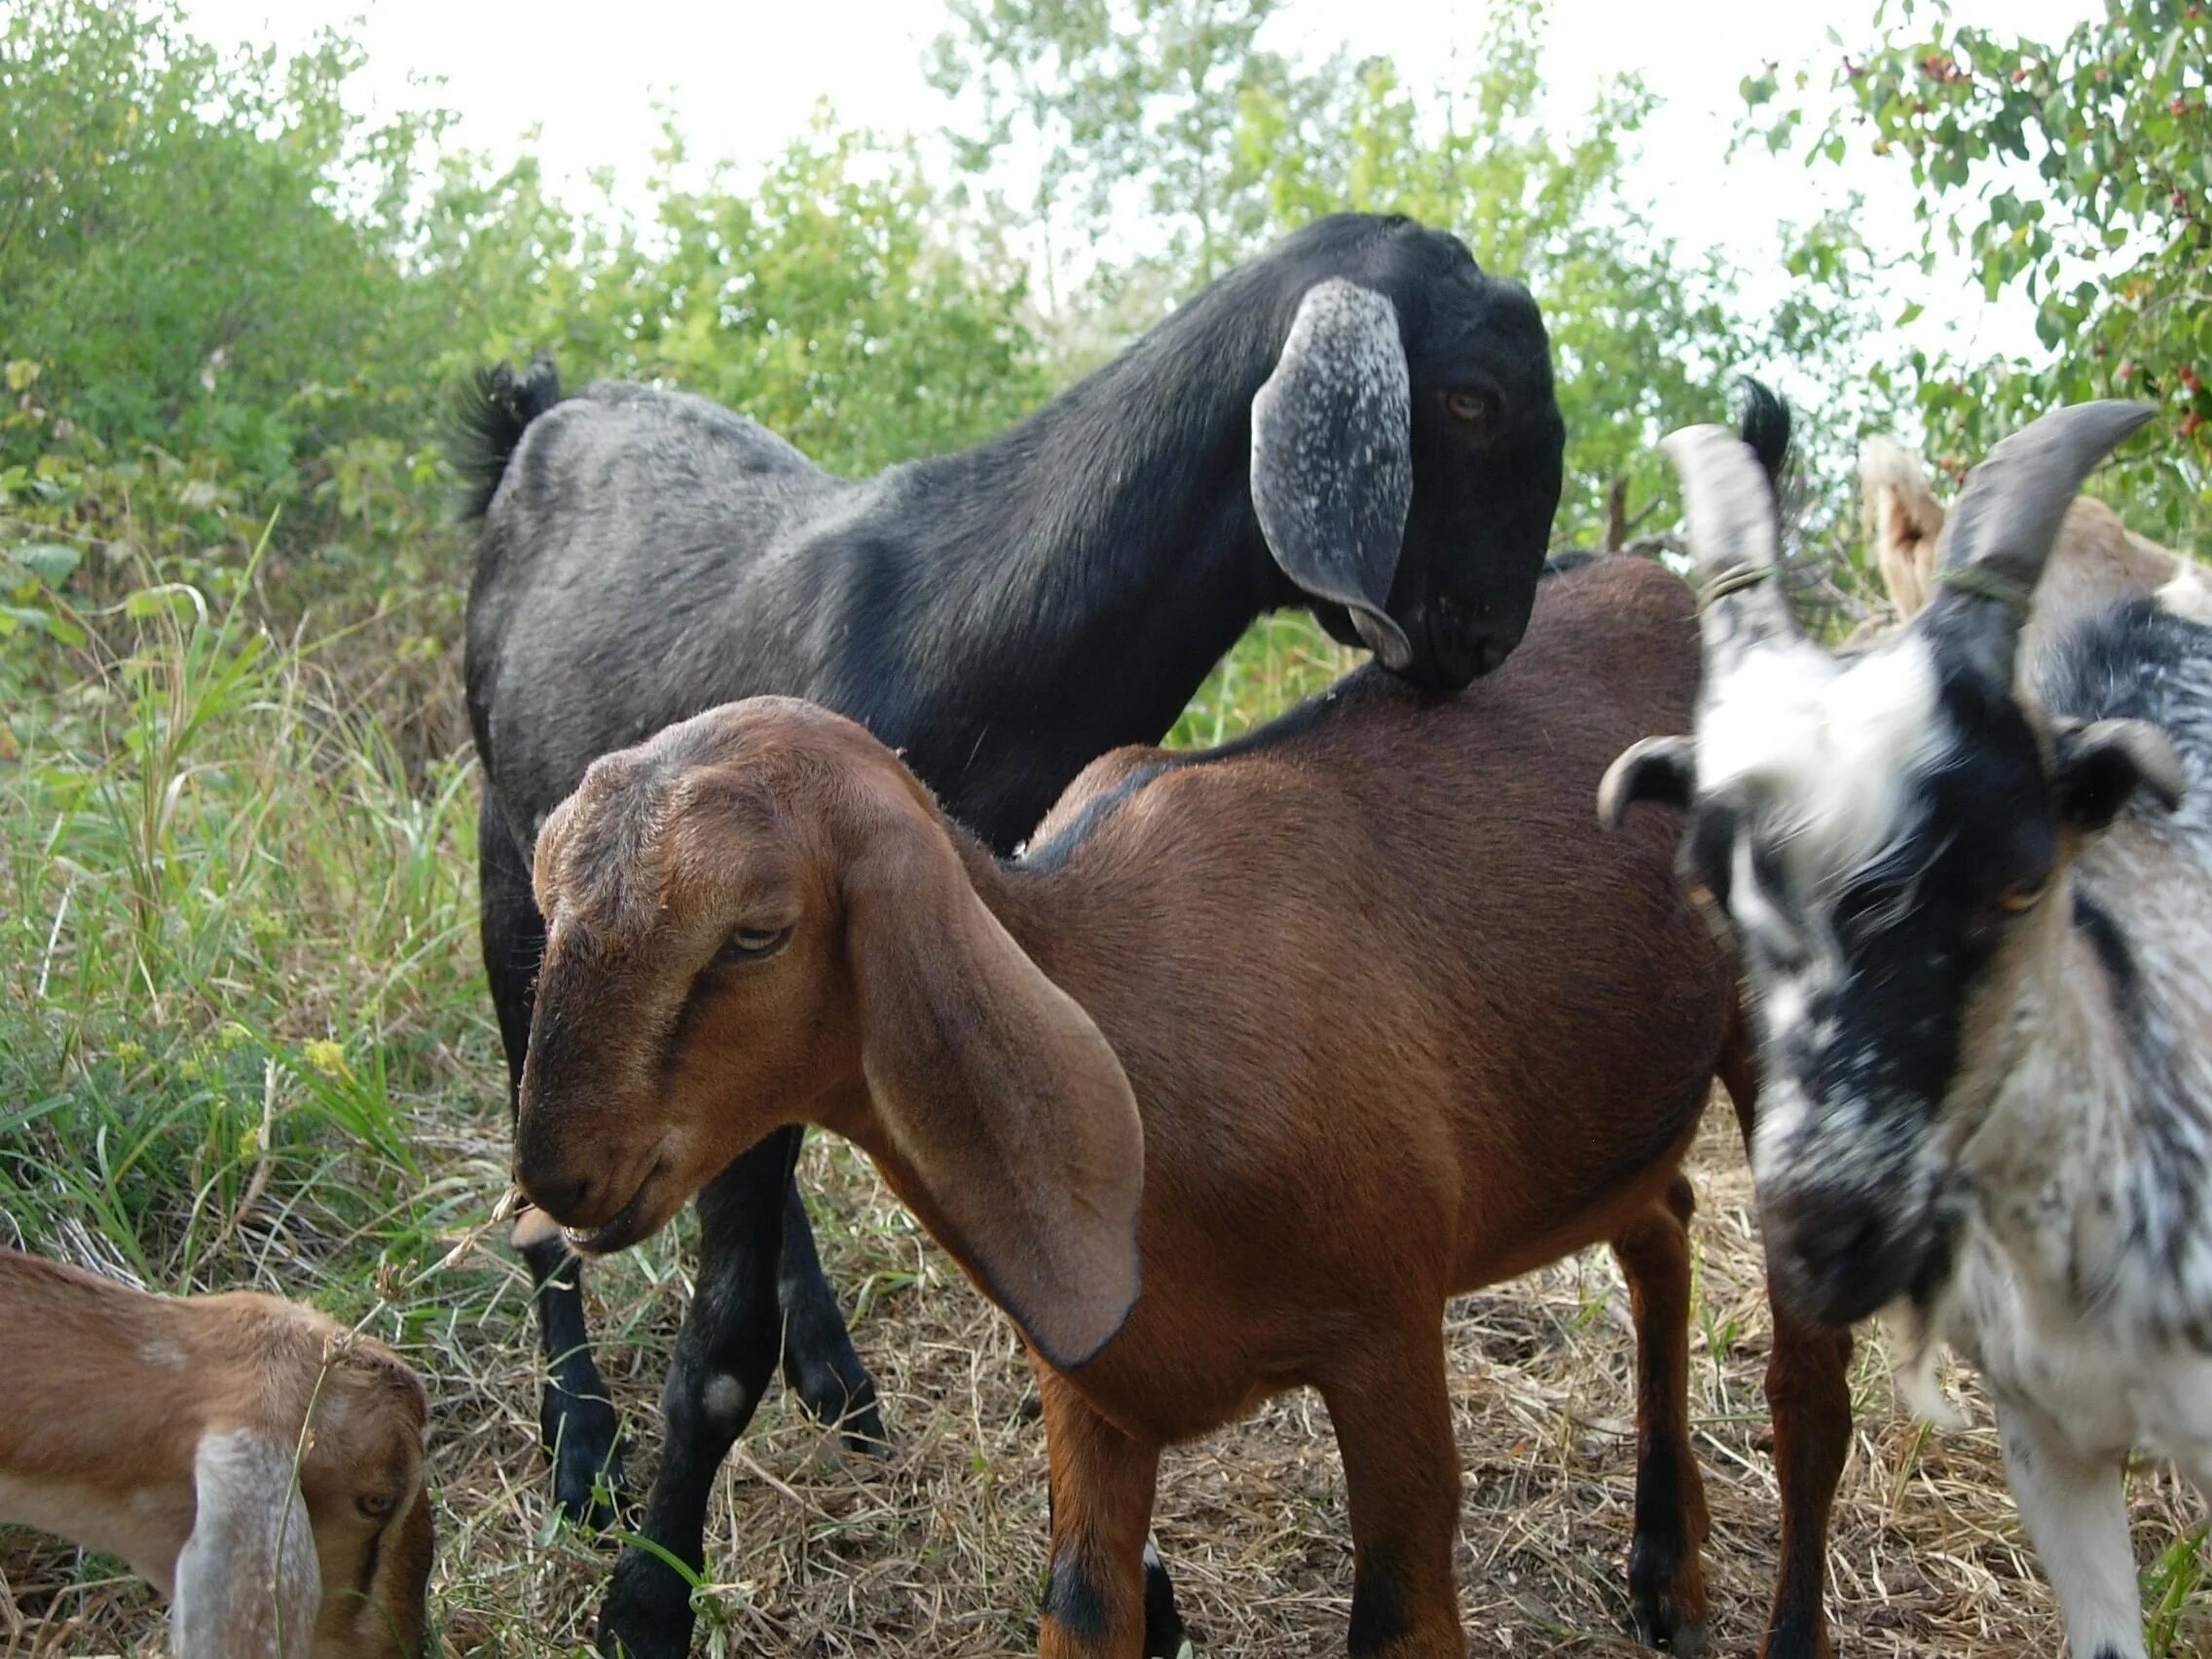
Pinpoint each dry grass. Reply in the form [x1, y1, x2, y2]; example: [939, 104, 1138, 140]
[11, 1106, 2206, 1658]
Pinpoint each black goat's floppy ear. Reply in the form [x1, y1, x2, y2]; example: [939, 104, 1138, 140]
[1252, 279, 1414, 672]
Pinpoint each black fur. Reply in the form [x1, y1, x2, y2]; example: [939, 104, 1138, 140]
[1346, 1546, 1411, 1655]
[1042, 1557, 1110, 1645]
[466, 211, 1567, 1658]
[449, 356, 562, 523]
[1737, 376, 1791, 491]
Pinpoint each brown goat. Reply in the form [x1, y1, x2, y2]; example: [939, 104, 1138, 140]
[1862, 433, 2211, 649]
[0, 1248, 433, 1658]
[513, 557, 1852, 1659]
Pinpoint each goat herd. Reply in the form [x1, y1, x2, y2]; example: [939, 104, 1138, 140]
[5, 210, 2209, 1659]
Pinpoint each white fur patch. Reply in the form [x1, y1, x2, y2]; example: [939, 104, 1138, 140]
[1699, 634, 1950, 888]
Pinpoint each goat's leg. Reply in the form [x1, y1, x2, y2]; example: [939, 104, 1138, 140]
[596, 1128, 802, 1659]
[1722, 1044, 1849, 1659]
[483, 793, 625, 1527]
[2000, 1403, 2149, 1659]
[1038, 1371, 1161, 1659]
[1612, 1173, 1712, 1655]
[1319, 1334, 1465, 1659]
[775, 1171, 889, 1453]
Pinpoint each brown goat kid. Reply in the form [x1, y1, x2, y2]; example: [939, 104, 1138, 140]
[514, 558, 1851, 1659]
[0, 1248, 432, 1658]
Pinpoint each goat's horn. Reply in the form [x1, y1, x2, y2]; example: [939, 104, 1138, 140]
[1659, 423, 1798, 672]
[1926, 400, 2155, 682]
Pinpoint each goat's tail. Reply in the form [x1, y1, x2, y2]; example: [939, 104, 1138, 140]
[1736, 377, 1791, 492]
[450, 355, 563, 521]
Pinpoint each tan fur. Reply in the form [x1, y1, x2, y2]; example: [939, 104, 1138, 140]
[516, 559, 1849, 1657]
[0, 1248, 432, 1658]
[1862, 435, 2200, 662]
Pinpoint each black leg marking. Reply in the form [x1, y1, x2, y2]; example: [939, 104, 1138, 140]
[1346, 1544, 1409, 1656]
[1141, 1537, 1187, 1658]
[1044, 1555, 1110, 1645]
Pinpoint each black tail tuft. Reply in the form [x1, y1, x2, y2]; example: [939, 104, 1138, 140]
[450, 355, 563, 522]
[1736, 377, 1791, 493]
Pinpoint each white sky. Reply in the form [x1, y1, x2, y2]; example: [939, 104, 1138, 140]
[182, 0, 2088, 371]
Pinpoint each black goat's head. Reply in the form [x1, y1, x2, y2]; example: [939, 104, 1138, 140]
[1251, 214, 1564, 693]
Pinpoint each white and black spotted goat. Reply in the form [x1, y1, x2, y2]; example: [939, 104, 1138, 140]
[1602, 399, 2212, 1659]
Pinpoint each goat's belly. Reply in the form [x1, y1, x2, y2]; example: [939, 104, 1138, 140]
[0, 1472, 187, 1592]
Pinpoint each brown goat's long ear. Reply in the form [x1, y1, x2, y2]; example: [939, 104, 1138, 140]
[843, 810, 1144, 1372]
[170, 1429, 323, 1659]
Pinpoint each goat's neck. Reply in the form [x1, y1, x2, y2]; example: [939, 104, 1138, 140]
[1957, 886, 2212, 1341]
[891, 268, 1302, 746]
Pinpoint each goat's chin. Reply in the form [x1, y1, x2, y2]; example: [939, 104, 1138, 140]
[564, 1160, 682, 1256]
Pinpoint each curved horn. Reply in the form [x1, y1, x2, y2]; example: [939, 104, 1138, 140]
[1926, 400, 2155, 683]
[1659, 423, 1799, 675]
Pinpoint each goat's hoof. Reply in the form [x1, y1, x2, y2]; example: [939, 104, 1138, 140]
[597, 1545, 698, 1659]
[1628, 1534, 1709, 1655]
[543, 1397, 629, 1531]
[788, 1361, 892, 1457]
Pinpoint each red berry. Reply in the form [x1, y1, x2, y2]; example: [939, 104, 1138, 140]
[2184, 411, 2205, 438]
[2181, 365, 2203, 390]
[2176, 191, 2192, 209]
[2011, 67, 2030, 84]
[2120, 361, 2137, 379]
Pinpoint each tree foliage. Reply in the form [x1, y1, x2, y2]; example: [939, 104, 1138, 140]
[934, 0, 1871, 546]
[1751, 0, 2211, 537]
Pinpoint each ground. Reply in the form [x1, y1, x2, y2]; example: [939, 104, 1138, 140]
[7, 1109, 2205, 1658]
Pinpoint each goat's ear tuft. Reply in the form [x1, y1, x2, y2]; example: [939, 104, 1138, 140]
[1598, 735, 1697, 830]
[171, 1429, 323, 1659]
[843, 811, 1144, 1373]
[1252, 279, 1414, 671]
[2052, 717, 2185, 834]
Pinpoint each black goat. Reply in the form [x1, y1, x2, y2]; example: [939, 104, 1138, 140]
[461, 210, 1565, 1659]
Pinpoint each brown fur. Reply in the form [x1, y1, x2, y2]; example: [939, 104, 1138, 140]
[1862, 434, 2204, 661]
[0, 1248, 432, 1658]
[515, 557, 1846, 1658]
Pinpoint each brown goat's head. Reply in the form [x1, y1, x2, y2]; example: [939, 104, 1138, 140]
[183, 1304, 432, 1659]
[514, 697, 1145, 1371]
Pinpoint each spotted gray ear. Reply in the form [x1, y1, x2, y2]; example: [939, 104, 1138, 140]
[1251, 279, 1414, 672]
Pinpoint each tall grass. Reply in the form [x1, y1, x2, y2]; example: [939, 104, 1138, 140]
[0, 549, 487, 1299]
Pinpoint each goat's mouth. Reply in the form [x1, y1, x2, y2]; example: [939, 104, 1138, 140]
[561, 1164, 666, 1256]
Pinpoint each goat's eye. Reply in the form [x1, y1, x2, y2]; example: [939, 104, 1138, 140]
[1442, 389, 1490, 428]
[718, 924, 793, 965]
[1994, 879, 2047, 914]
[356, 1493, 397, 1520]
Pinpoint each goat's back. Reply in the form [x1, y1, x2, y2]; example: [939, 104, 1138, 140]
[464, 380, 847, 827]
[1012, 558, 1728, 1423]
